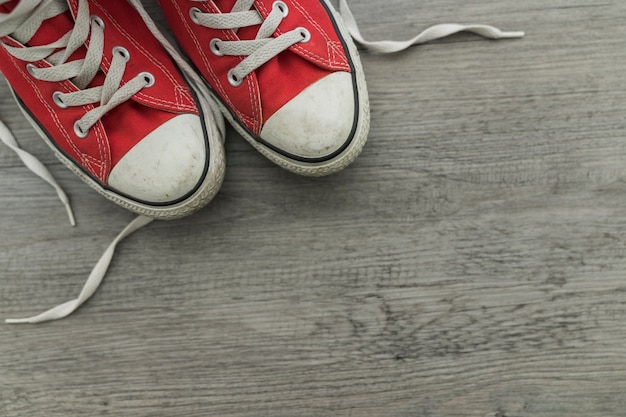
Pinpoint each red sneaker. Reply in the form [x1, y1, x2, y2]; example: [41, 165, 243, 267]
[155, 0, 370, 176]
[0, 0, 225, 219]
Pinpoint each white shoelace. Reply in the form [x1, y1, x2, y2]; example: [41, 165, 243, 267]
[189, 0, 524, 85]
[0, 120, 75, 225]
[1, 0, 522, 323]
[1, 0, 223, 324]
[5, 215, 154, 324]
[338, 0, 524, 53]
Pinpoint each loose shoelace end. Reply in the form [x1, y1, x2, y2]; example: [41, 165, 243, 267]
[5, 318, 34, 324]
[499, 30, 525, 39]
[5, 215, 154, 324]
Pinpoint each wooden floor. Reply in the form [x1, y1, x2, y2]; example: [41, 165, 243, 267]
[2, 0, 626, 415]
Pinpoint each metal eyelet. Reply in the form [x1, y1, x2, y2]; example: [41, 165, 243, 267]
[52, 91, 68, 109]
[112, 46, 130, 62]
[189, 7, 202, 24]
[210, 38, 224, 56]
[273, 1, 288, 17]
[227, 69, 243, 87]
[26, 63, 38, 78]
[90, 15, 105, 30]
[74, 121, 89, 139]
[297, 27, 311, 43]
[139, 72, 155, 88]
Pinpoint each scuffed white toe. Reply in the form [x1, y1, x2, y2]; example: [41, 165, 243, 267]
[260, 71, 355, 160]
[108, 114, 207, 203]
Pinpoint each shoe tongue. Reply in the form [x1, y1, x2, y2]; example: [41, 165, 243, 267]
[213, 0, 240, 11]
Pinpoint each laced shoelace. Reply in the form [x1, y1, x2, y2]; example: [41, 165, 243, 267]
[1, 0, 224, 324]
[189, 0, 311, 87]
[1, 0, 522, 323]
[189, 0, 524, 86]
[1, 0, 154, 137]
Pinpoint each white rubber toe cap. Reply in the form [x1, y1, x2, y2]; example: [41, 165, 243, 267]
[260, 71, 355, 160]
[108, 114, 207, 203]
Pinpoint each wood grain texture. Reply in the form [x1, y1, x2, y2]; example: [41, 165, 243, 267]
[2, 1, 626, 416]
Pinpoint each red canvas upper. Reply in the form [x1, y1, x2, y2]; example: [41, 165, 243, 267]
[0, 0, 198, 183]
[157, 0, 352, 135]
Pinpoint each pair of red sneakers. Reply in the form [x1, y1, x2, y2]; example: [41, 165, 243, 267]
[1, 0, 522, 323]
[0, 0, 370, 222]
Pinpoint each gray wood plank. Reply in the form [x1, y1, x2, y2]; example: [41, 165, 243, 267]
[2, 1, 626, 416]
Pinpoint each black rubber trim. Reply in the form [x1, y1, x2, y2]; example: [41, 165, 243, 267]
[12, 63, 212, 208]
